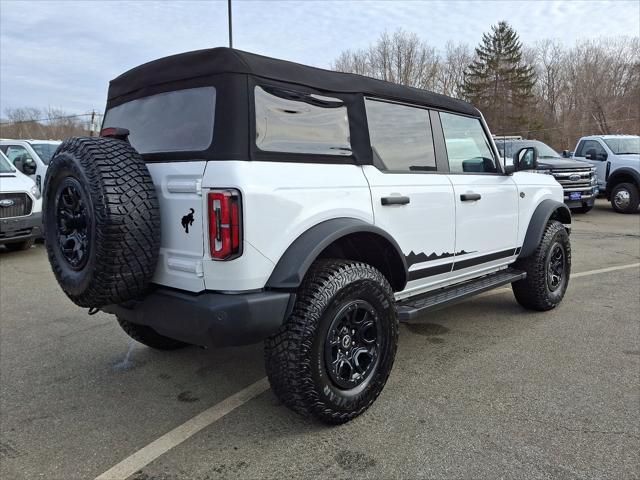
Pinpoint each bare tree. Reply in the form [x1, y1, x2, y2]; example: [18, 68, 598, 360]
[0, 108, 99, 140]
[436, 41, 472, 98]
[332, 29, 440, 90]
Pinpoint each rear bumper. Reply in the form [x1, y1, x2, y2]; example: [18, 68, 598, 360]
[102, 287, 294, 347]
[0, 212, 42, 245]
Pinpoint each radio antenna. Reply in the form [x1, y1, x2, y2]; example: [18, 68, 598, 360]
[228, 0, 233, 48]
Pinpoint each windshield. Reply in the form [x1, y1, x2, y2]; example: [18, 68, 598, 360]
[30, 142, 61, 164]
[604, 137, 640, 155]
[497, 140, 561, 159]
[0, 151, 15, 173]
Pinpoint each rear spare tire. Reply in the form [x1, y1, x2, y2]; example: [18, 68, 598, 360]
[44, 137, 160, 307]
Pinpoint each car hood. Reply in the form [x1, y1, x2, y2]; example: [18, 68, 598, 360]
[537, 158, 591, 169]
[0, 171, 36, 193]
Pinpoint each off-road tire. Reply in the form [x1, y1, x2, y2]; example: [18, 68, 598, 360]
[44, 137, 161, 308]
[572, 205, 593, 214]
[117, 317, 188, 350]
[4, 238, 35, 251]
[264, 259, 398, 424]
[610, 182, 639, 214]
[512, 220, 571, 311]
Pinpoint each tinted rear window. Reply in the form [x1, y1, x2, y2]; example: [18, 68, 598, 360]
[103, 87, 216, 154]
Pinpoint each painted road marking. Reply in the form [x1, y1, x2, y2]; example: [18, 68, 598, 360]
[95, 261, 639, 480]
[480, 262, 640, 298]
[95, 377, 270, 480]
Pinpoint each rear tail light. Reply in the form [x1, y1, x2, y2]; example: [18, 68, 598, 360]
[208, 189, 242, 260]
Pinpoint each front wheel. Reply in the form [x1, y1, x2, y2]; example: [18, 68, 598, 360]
[4, 238, 35, 251]
[572, 204, 593, 214]
[512, 220, 571, 311]
[610, 183, 639, 214]
[264, 259, 398, 424]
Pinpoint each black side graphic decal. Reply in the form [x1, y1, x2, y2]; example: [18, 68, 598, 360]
[405, 250, 474, 269]
[181, 208, 195, 234]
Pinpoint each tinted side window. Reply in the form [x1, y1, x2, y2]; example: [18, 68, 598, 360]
[103, 87, 216, 154]
[582, 140, 606, 156]
[5, 146, 32, 162]
[575, 140, 586, 157]
[440, 112, 497, 173]
[254, 86, 351, 156]
[365, 99, 436, 172]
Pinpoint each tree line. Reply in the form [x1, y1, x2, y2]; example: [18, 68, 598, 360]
[2, 23, 637, 153]
[333, 23, 639, 151]
[0, 108, 101, 140]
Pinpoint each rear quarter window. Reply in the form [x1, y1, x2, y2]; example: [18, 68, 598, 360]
[103, 87, 216, 154]
[254, 86, 352, 156]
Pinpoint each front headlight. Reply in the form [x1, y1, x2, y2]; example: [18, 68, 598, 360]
[533, 169, 553, 175]
[30, 185, 41, 199]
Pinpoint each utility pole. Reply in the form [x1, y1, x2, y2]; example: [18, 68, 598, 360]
[90, 110, 96, 137]
[228, 0, 233, 48]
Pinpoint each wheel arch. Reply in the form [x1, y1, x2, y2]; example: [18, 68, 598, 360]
[518, 199, 571, 259]
[265, 218, 408, 292]
[606, 168, 640, 198]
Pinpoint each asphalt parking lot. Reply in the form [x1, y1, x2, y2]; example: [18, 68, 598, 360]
[1, 199, 638, 480]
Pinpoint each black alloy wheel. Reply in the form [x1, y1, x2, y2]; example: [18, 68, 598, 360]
[324, 300, 380, 390]
[546, 243, 566, 292]
[55, 177, 91, 270]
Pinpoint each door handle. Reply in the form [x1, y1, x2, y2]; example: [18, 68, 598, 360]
[460, 193, 481, 201]
[381, 196, 410, 206]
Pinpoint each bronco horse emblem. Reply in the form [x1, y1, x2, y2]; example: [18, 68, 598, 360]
[181, 208, 195, 233]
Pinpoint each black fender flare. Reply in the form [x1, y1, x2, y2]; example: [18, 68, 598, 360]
[266, 218, 408, 290]
[606, 167, 640, 196]
[519, 199, 571, 259]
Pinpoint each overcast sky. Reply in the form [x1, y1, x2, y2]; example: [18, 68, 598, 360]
[1, 0, 639, 115]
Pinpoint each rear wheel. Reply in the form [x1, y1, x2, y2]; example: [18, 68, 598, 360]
[610, 183, 639, 214]
[117, 317, 189, 350]
[264, 259, 398, 424]
[4, 238, 35, 251]
[512, 220, 571, 311]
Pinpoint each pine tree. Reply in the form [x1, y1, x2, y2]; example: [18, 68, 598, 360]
[463, 21, 536, 135]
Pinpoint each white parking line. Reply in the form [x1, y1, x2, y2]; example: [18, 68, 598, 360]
[94, 261, 640, 480]
[483, 262, 639, 298]
[95, 377, 270, 480]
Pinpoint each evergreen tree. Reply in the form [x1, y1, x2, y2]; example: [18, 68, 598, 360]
[463, 21, 536, 135]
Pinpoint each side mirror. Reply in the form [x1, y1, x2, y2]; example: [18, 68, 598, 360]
[23, 160, 37, 175]
[562, 150, 570, 158]
[504, 163, 516, 175]
[513, 146, 538, 171]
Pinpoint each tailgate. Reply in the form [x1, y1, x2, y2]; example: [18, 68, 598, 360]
[147, 162, 206, 292]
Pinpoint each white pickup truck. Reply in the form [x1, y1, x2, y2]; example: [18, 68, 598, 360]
[572, 135, 640, 213]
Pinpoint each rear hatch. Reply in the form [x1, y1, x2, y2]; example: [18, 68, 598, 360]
[102, 87, 217, 292]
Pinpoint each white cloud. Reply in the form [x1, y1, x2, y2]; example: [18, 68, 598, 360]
[1, 0, 638, 113]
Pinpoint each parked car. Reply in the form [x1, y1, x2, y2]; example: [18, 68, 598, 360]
[496, 139, 598, 213]
[572, 135, 640, 213]
[44, 47, 571, 424]
[0, 150, 42, 250]
[0, 139, 61, 193]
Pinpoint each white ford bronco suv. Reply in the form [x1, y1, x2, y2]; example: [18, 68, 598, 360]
[44, 48, 571, 424]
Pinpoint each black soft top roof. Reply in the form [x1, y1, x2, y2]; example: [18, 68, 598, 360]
[108, 47, 480, 117]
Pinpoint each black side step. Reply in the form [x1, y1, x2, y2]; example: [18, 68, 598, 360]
[397, 268, 526, 322]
